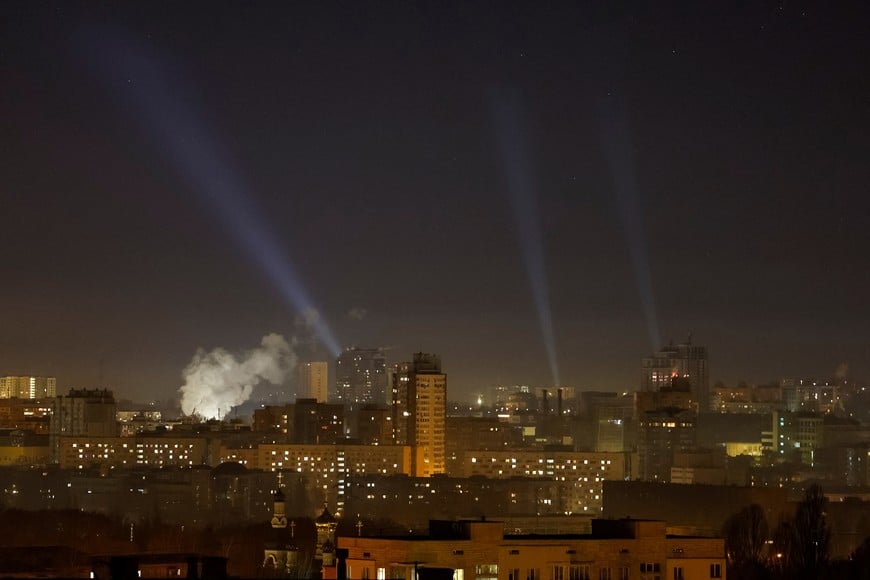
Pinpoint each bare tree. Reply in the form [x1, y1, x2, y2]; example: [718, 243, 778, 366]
[723, 503, 770, 580]
[771, 484, 831, 580]
[791, 485, 831, 579]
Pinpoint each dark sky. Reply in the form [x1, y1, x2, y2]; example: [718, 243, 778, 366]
[2, 1, 869, 402]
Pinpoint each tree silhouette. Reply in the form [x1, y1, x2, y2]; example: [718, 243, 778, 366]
[826, 535, 870, 580]
[771, 484, 831, 580]
[723, 503, 770, 580]
[792, 485, 831, 579]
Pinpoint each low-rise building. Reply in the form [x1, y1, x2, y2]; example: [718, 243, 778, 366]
[0, 398, 52, 433]
[0, 429, 49, 466]
[337, 518, 726, 580]
[344, 474, 593, 531]
[57, 434, 220, 469]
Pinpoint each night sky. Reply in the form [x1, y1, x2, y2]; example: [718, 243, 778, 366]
[2, 2, 869, 402]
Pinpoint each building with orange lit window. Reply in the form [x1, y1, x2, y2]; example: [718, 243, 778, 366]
[336, 518, 725, 580]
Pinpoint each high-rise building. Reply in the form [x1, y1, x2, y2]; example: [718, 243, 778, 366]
[335, 347, 387, 405]
[0, 376, 56, 399]
[771, 409, 824, 466]
[391, 352, 446, 477]
[642, 338, 710, 411]
[296, 361, 328, 403]
[781, 378, 841, 414]
[581, 391, 635, 453]
[49, 388, 118, 463]
[637, 407, 697, 482]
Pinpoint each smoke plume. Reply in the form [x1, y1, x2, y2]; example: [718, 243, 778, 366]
[179, 333, 297, 419]
[347, 306, 368, 321]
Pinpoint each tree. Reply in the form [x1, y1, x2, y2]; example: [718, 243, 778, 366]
[771, 484, 831, 580]
[723, 504, 770, 580]
[791, 485, 831, 578]
[769, 515, 793, 579]
[846, 535, 870, 580]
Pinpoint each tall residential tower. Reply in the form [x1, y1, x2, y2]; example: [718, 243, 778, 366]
[297, 362, 328, 403]
[642, 337, 710, 411]
[0, 376, 56, 399]
[392, 352, 446, 477]
[335, 347, 388, 405]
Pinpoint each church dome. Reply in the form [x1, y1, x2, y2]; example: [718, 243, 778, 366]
[211, 461, 248, 477]
[316, 504, 337, 524]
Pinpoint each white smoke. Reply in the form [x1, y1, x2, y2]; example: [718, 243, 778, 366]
[179, 333, 297, 419]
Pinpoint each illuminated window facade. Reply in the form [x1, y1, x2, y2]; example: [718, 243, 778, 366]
[462, 451, 624, 513]
[392, 353, 447, 477]
[58, 436, 214, 469]
[252, 443, 411, 514]
[337, 520, 725, 580]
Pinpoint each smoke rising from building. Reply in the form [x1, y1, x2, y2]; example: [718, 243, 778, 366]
[179, 333, 297, 419]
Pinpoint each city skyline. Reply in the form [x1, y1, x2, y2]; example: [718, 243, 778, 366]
[2, 3, 869, 403]
[0, 337, 858, 408]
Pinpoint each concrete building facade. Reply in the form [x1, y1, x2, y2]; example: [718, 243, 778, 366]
[230, 442, 411, 514]
[49, 389, 118, 462]
[57, 434, 220, 469]
[461, 450, 626, 514]
[642, 340, 709, 411]
[637, 408, 697, 482]
[336, 347, 388, 405]
[337, 519, 726, 580]
[297, 362, 329, 403]
[392, 353, 446, 477]
[0, 376, 57, 399]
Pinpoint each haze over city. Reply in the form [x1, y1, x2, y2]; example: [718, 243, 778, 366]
[3, 3, 869, 402]
[5, 4, 870, 580]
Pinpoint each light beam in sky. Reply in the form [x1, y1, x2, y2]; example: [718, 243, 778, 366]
[78, 27, 341, 357]
[598, 94, 661, 350]
[491, 90, 561, 387]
